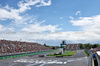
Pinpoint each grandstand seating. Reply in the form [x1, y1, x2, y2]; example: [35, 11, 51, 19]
[0, 40, 51, 54]
[66, 44, 80, 50]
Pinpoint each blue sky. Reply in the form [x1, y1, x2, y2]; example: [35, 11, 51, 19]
[0, 0, 100, 45]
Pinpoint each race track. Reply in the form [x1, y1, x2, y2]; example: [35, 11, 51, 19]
[0, 50, 88, 66]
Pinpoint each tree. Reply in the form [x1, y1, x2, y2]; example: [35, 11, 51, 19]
[46, 45, 51, 48]
[52, 47, 55, 49]
[92, 44, 100, 48]
[83, 43, 92, 49]
[44, 43, 46, 46]
[79, 43, 84, 49]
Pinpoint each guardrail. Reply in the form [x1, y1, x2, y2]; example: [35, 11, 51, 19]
[88, 53, 93, 66]
[85, 49, 93, 66]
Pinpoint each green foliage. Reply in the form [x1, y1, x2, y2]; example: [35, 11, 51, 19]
[62, 51, 76, 56]
[44, 44, 46, 46]
[44, 43, 51, 48]
[79, 43, 100, 49]
[47, 51, 76, 57]
[84, 43, 92, 49]
[52, 47, 55, 49]
[84, 50, 89, 57]
[79, 43, 84, 49]
[46, 45, 51, 48]
[92, 44, 100, 48]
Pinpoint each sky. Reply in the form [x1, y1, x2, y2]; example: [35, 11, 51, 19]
[0, 0, 100, 46]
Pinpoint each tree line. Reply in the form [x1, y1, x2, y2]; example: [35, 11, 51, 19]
[79, 43, 100, 49]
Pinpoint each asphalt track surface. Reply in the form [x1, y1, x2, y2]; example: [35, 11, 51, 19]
[0, 50, 88, 66]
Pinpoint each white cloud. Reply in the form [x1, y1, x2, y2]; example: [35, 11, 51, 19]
[75, 11, 81, 15]
[0, 24, 15, 31]
[8, 27, 15, 31]
[60, 17, 63, 19]
[70, 15, 100, 31]
[36, 0, 51, 7]
[22, 21, 62, 32]
[0, 8, 22, 20]
[69, 16, 74, 20]
[60, 24, 63, 25]
[0, 0, 52, 33]
[0, 0, 52, 23]
[0, 31, 100, 45]
[29, 17, 37, 23]
[0, 24, 6, 31]
[18, 0, 51, 12]
[18, 0, 39, 13]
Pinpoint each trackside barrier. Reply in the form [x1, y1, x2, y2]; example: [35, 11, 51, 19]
[88, 53, 93, 66]
[0, 50, 58, 60]
[85, 49, 93, 66]
[96, 54, 100, 66]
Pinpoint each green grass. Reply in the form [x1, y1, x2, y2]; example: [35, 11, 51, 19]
[0, 50, 58, 60]
[47, 51, 76, 56]
[62, 51, 76, 56]
[84, 50, 89, 57]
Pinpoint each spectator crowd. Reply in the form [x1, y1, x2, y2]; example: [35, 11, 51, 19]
[66, 44, 80, 50]
[0, 40, 51, 54]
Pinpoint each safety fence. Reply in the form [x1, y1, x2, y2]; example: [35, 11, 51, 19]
[0, 50, 58, 60]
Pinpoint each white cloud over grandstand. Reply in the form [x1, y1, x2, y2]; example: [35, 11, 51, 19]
[70, 15, 100, 31]
[22, 21, 62, 32]
[0, 31, 100, 45]
[7, 27, 15, 31]
[0, 24, 15, 31]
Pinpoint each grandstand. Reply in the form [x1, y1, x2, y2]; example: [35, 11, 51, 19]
[66, 44, 80, 50]
[0, 40, 51, 54]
